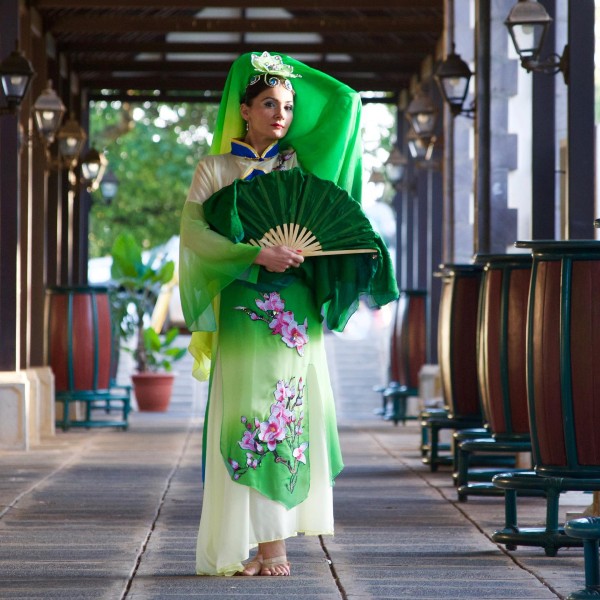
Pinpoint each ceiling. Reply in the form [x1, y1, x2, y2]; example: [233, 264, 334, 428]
[32, 0, 444, 103]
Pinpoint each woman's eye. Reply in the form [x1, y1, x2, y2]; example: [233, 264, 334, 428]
[264, 101, 275, 108]
[285, 105, 294, 112]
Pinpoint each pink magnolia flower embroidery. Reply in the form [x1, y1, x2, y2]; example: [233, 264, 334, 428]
[271, 401, 293, 424]
[258, 416, 287, 451]
[256, 292, 285, 313]
[274, 379, 295, 403]
[281, 316, 309, 356]
[238, 292, 310, 354]
[293, 442, 309, 464]
[229, 376, 308, 493]
[269, 310, 293, 335]
[239, 430, 257, 451]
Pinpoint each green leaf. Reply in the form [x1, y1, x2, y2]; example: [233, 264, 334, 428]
[110, 233, 143, 279]
[143, 327, 161, 352]
[163, 327, 179, 345]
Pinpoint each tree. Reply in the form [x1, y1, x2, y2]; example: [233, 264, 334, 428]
[88, 99, 396, 257]
[88, 100, 219, 257]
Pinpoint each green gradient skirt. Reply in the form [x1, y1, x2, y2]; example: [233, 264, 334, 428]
[211, 274, 343, 509]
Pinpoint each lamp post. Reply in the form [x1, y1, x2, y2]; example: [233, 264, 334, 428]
[505, 0, 568, 83]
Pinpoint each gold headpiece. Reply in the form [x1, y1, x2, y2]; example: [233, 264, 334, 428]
[248, 51, 302, 91]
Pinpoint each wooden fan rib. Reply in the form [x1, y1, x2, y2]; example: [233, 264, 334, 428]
[311, 248, 378, 256]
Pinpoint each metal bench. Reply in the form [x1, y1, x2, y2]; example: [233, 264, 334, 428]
[564, 516, 600, 600]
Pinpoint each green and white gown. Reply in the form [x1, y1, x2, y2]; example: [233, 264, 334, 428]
[181, 51, 398, 577]
[181, 140, 344, 576]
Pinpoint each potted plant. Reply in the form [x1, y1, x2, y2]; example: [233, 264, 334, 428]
[109, 233, 186, 411]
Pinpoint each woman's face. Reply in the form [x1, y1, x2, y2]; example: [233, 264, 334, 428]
[241, 84, 294, 147]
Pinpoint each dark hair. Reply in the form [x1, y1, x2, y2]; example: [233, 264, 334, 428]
[241, 75, 295, 106]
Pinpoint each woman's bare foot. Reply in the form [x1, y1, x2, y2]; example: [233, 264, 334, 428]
[258, 540, 290, 576]
[238, 554, 263, 576]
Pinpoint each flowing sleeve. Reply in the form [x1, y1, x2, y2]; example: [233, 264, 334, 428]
[179, 159, 261, 379]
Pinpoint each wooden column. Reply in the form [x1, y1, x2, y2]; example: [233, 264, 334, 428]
[474, 0, 491, 254]
[0, 0, 22, 371]
[567, 0, 595, 238]
[531, 0, 557, 240]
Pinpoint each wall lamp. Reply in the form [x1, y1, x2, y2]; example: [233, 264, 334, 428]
[434, 46, 475, 118]
[80, 147, 108, 192]
[53, 113, 87, 170]
[0, 46, 35, 115]
[98, 169, 119, 204]
[407, 128, 436, 163]
[1, 45, 106, 194]
[29, 83, 88, 173]
[405, 91, 438, 139]
[384, 146, 408, 189]
[505, 0, 569, 84]
[32, 81, 66, 145]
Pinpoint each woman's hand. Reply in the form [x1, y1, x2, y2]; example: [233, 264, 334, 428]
[254, 246, 304, 273]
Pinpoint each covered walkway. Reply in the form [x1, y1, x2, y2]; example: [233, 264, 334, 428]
[0, 332, 588, 600]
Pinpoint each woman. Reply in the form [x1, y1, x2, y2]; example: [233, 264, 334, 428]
[179, 51, 397, 578]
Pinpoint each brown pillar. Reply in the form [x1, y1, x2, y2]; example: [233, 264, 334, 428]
[0, 0, 22, 370]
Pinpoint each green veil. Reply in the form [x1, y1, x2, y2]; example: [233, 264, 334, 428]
[210, 51, 364, 202]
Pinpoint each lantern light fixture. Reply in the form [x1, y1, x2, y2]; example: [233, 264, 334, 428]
[99, 169, 119, 203]
[0, 46, 35, 115]
[55, 113, 87, 169]
[434, 46, 475, 118]
[504, 0, 569, 83]
[80, 147, 108, 192]
[407, 128, 436, 163]
[384, 146, 408, 186]
[32, 80, 66, 145]
[405, 91, 438, 138]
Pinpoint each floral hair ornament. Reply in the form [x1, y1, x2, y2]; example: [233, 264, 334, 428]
[248, 51, 302, 91]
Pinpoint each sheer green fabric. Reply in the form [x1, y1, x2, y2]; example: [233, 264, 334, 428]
[203, 168, 399, 331]
[180, 200, 261, 333]
[210, 51, 364, 203]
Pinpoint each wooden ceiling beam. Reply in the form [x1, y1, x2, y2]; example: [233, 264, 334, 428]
[60, 40, 435, 56]
[50, 15, 442, 35]
[35, 0, 441, 9]
[73, 58, 422, 74]
[80, 75, 408, 93]
[87, 91, 398, 105]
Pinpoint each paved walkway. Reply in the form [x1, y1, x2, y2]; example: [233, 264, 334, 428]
[0, 326, 592, 599]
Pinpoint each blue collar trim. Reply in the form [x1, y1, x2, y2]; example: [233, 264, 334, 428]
[231, 139, 279, 161]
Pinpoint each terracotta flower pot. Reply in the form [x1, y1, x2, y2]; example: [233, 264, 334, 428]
[131, 372, 175, 412]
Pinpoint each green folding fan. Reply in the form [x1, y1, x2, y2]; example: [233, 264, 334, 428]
[203, 168, 377, 256]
